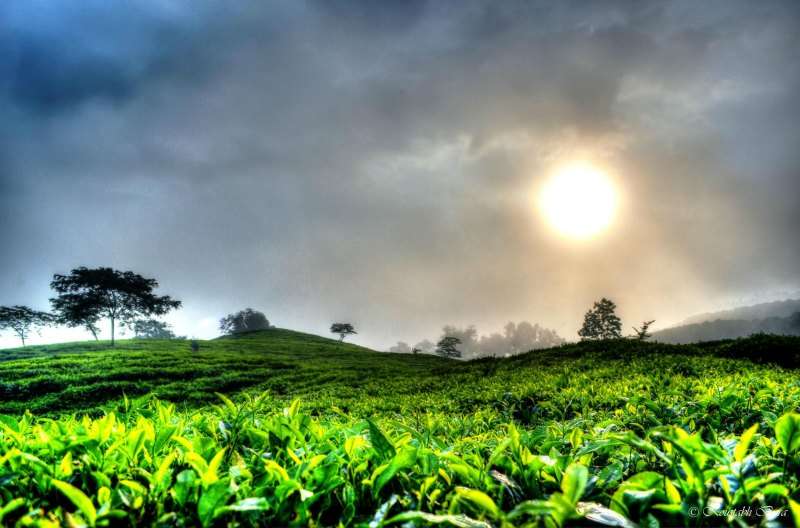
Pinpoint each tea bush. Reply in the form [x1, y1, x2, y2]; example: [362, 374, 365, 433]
[0, 331, 799, 526]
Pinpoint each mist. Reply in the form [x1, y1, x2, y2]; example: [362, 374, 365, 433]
[1, 1, 799, 350]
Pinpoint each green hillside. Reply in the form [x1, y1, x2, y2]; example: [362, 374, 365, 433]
[0, 332, 799, 526]
[0, 328, 449, 415]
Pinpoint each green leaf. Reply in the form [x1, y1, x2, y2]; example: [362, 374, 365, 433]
[774, 413, 800, 454]
[0, 415, 20, 433]
[374, 447, 418, 497]
[172, 469, 198, 508]
[789, 499, 800, 528]
[59, 451, 73, 478]
[0, 498, 25, 523]
[385, 511, 493, 528]
[203, 448, 226, 486]
[760, 483, 788, 497]
[153, 451, 177, 493]
[664, 478, 681, 504]
[197, 480, 231, 527]
[561, 463, 589, 504]
[52, 479, 97, 527]
[215, 392, 238, 415]
[507, 500, 554, 520]
[222, 497, 270, 512]
[576, 502, 637, 528]
[734, 423, 758, 462]
[367, 419, 396, 461]
[153, 425, 177, 454]
[454, 486, 500, 518]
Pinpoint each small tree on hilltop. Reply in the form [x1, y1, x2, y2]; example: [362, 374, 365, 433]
[578, 297, 622, 340]
[50, 267, 181, 346]
[436, 336, 462, 358]
[219, 308, 271, 335]
[330, 323, 356, 342]
[632, 320, 656, 341]
[0, 305, 53, 347]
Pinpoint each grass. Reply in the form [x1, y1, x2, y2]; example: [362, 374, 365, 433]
[0, 330, 799, 526]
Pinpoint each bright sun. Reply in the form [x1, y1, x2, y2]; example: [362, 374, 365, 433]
[539, 163, 617, 239]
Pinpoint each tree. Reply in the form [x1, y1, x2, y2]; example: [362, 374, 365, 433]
[133, 319, 180, 339]
[440, 325, 478, 358]
[388, 341, 411, 353]
[631, 320, 656, 341]
[0, 305, 53, 347]
[50, 267, 181, 346]
[50, 290, 103, 340]
[578, 297, 622, 340]
[436, 336, 462, 358]
[219, 308, 271, 335]
[330, 323, 356, 342]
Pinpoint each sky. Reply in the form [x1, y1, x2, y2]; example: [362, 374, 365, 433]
[1, 0, 799, 350]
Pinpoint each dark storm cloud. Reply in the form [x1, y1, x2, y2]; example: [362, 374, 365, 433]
[1, 0, 799, 348]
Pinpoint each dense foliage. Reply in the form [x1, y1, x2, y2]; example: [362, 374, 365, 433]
[50, 267, 181, 346]
[578, 298, 622, 340]
[219, 310, 271, 336]
[1, 331, 799, 526]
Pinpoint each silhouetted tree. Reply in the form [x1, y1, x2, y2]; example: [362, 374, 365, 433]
[578, 297, 622, 340]
[440, 325, 478, 358]
[51, 291, 103, 340]
[219, 308, 271, 335]
[133, 319, 180, 339]
[436, 336, 462, 358]
[50, 267, 181, 346]
[330, 323, 356, 342]
[632, 320, 656, 341]
[0, 305, 53, 347]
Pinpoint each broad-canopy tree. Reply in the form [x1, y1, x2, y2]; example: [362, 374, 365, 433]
[219, 308, 271, 335]
[133, 319, 180, 339]
[330, 323, 356, 342]
[50, 290, 103, 340]
[436, 336, 462, 358]
[0, 305, 52, 347]
[50, 267, 181, 346]
[578, 297, 622, 340]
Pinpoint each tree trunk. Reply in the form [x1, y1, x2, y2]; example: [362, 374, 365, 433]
[20, 334, 25, 347]
[110, 315, 115, 346]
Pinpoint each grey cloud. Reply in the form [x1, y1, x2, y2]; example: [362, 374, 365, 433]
[1, 0, 798, 349]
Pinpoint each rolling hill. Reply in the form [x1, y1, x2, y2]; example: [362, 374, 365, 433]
[653, 310, 800, 343]
[0, 328, 449, 415]
[1, 330, 800, 526]
[677, 298, 800, 326]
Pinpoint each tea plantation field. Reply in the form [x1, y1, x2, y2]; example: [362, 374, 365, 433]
[1, 330, 799, 527]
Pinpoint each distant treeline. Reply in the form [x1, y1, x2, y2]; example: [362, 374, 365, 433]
[653, 311, 800, 344]
[389, 321, 565, 359]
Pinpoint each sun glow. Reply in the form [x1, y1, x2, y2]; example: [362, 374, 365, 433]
[539, 163, 617, 239]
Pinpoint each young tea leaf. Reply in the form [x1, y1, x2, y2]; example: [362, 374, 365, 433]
[774, 413, 800, 454]
[51, 479, 97, 527]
